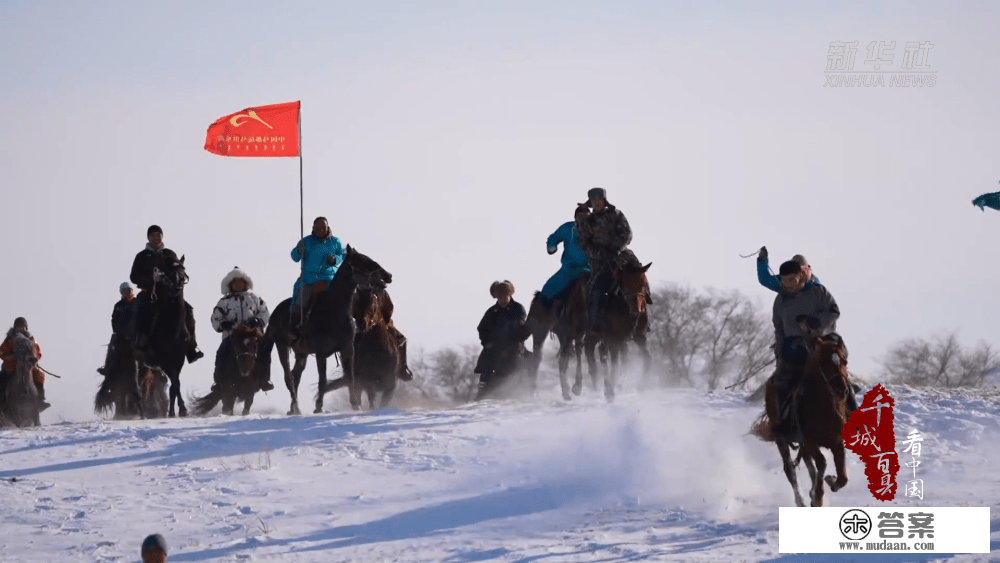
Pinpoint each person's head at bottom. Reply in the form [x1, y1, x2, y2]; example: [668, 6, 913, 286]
[141, 534, 168, 563]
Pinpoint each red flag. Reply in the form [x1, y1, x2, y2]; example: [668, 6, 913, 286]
[204, 101, 300, 157]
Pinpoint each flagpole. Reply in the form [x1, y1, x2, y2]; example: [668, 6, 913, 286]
[298, 103, 305, 332]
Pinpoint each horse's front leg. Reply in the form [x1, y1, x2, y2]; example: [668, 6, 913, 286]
[604, 343, 619, 403]
[314, 355, 328, 414]
[777, 440, 806, 507]
[241, 392, 255, 416]
[573, 338, 584, 396]
[583, 333, 599, 393]
[557, 337, 572, 400]
[825, 442, 849, 493]
[807, 447, 828, 507]
[288, 352, 308, 415]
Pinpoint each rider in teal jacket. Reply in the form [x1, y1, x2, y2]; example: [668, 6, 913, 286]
[540, 205, 591, 305]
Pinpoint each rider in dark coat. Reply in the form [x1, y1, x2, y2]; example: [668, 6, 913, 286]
[97, 282, 138, 377]
[474, 280, 531, 399]
[131, 225, 203, 364]
[577, 187, 639, 331]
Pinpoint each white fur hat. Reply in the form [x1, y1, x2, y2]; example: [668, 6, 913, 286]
[221, 267, 253, 294]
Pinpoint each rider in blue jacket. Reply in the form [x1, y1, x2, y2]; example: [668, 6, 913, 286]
[290, 217, 346, 336]
[539, 204, 591, 313]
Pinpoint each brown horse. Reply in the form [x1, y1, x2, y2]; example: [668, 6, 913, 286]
[325, 287, 405, 409]
[526, 277, 589, 400]
[0, 333, 41, 427]
[95, 337, 168, 420]
[758, 333, 850, 507]
[584, 261, 652, 402]
[191, 323, 268, 416]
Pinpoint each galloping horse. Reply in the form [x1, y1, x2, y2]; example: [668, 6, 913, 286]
[0, 333, 41, 427]
[191, 322, 269, 416]
[584, 260, 652, 402]
[263, 245, 391, 415]
[94, 335, 161, 419]
[325, 286, 405, 410]
[136, 249, 192, 417]
[759, 333, 851, 507]
[526, 277, 588, 400]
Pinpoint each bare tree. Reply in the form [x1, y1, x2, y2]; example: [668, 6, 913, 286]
[880, 332, 999, 388]
[648, 284, 711, 386]
[426, 344, 480, 402]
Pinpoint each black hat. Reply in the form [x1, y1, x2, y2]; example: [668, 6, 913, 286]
[587, 187, 606, 201]
[778, 260, 802, 276]
[141, 534, 168, 558]
[13, 317, 27, 330]
[147, 225, 163, 236]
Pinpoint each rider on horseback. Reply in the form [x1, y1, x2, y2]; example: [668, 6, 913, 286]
[210, 267, 273, 392]
[576, 188, 640, 332]
[97, 282, 138, 377]
[360, 289, 413, 380]
[474, 281, 531, 400]
[131, 225, 204, 364]
[539, 204, 591, 319]
[0, 317, 48, 411]
[757, 246, 821, 292]
[289, 217, 345, 339]
[769, 260, 857, 438]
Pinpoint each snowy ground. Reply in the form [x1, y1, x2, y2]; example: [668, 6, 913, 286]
[1, 382, 998, 562]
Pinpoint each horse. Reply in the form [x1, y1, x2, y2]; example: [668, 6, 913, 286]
[135, 249, 192, 417]
[261, 245, 392, 415]
[583, 260, 652, 402]
[325, 286, 404, 409]
[0, 333, 41, 427]
[526, 277, 588, 400]
[95, 335, 147, 419]
[191, 322, 269, 416]
[757, 333, 851, 507]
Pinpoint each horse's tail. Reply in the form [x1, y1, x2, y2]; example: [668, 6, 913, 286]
[94, 378, 115, 416]
[323, 376, 349, 394]
[190, 388, 223, 416]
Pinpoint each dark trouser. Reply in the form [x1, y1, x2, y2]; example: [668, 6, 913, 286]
[586, 265, 615, 332]
[213, 336, 233, 387]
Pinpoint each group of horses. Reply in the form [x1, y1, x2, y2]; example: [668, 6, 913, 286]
[5, 242, 853, 507]
[91, 244, 401, 421]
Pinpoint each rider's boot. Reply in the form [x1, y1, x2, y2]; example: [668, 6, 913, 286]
[36, 381, 50, 412]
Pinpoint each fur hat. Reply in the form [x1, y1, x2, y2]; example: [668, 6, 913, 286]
[489, 280, 515, 299]
[221, 267, 254, 294]
[778, 260, 802, 276]
[147, 225, 163, 237]
[587, 187, 606, 201]
[13, 317, 27, 330]
[141, 534, 168, 563]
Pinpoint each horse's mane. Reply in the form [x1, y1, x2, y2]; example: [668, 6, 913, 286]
[5, 327, 30, 340]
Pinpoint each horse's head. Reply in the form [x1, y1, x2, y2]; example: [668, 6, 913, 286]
[232, 323, 264, 377]
[13, 334, 37, 374]
[356, 288, 384, 331]
[809, 333, 849, 395]
[617, 262, 652, 315]
[154, 250, 189, 296]
[343, 244, 392, 290]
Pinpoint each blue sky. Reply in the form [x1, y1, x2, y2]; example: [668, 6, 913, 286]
[1, 1, 998, 421]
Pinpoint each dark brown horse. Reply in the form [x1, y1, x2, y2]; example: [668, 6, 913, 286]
[526, 277, 588, 400]
[262, 245, 391, 415]
[758, 333, 850, 507]
[584, 261, 652, 402]
[325, 286, 406, 409]
[191, 322, 269, 416]
[95, 336, 169, 419]
[136, 249, 192, 417]
[0, 333, 41, 427]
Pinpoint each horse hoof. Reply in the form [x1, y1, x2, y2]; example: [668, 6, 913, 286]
[605, 391, 615, 403]
[572, 384, 582, 395]
[826, 475, 847, 492]
[313, 407, 324, 414]
[178, 409, 188, 418]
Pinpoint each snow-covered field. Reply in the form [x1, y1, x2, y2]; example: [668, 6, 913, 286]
[1, 383, 998, 562]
